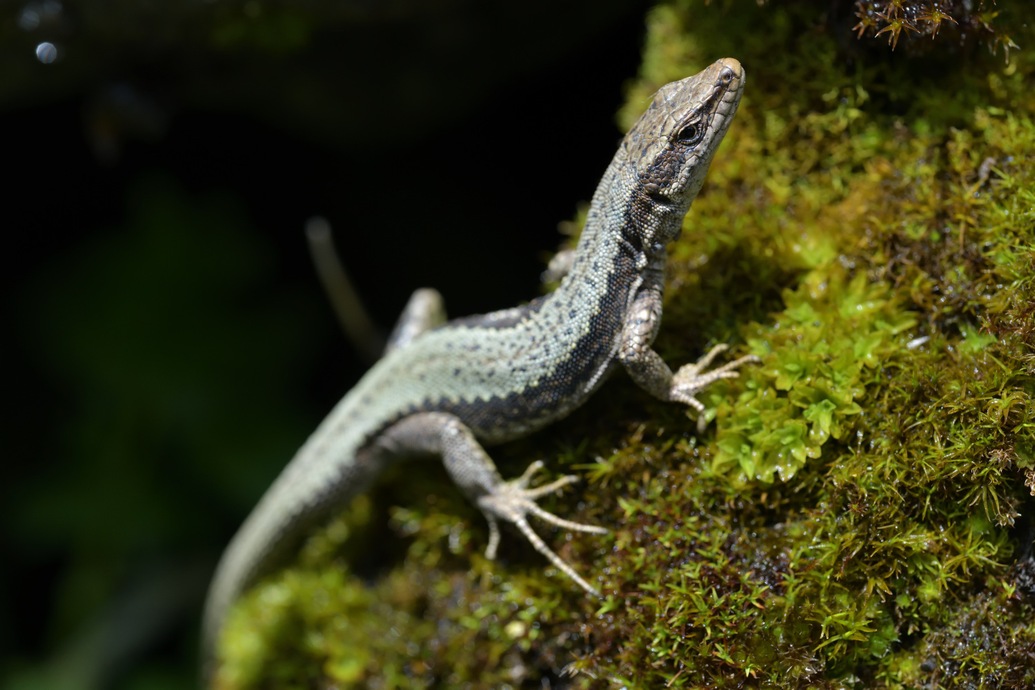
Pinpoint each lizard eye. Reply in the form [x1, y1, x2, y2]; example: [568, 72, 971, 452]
[675, 121, 705, 146]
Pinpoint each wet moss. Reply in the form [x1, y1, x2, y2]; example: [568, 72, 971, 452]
[218, 1, 1035, 687]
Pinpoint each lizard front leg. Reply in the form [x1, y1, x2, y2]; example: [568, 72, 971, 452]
[618, 269, 758, 431]
[372, 412, 607, 596]
[384, 288, 447, 354]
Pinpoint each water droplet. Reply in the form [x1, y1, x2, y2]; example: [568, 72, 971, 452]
[17, 0, 62, 31]
[35, 41, 57, 64]
[17, 7, 40, 30]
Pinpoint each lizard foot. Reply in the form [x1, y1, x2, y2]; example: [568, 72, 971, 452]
[671, 344, 760, 432]
[477, 460, 607, 596]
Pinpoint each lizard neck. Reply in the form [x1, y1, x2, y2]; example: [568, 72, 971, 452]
[553, 156, 684, 306]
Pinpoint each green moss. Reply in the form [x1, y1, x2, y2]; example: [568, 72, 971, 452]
[217, 1, 1035, 687]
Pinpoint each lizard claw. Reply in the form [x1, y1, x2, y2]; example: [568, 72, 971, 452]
[671, 344, 760, 432]
[477, 461, 607, 597]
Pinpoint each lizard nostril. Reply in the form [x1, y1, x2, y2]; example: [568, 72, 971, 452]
[719, 67, 735, 84]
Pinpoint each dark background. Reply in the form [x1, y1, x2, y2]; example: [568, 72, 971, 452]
[1, 1, 654, 687]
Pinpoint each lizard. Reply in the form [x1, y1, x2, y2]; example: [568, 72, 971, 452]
[202, 56, 753, 675]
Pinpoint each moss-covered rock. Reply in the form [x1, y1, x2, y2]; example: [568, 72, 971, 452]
[217, 1, 1035, 687]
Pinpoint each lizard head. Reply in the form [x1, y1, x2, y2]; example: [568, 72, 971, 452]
[623, 57, 744, 249]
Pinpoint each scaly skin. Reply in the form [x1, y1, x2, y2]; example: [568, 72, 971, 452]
[202, 57, 752, 678]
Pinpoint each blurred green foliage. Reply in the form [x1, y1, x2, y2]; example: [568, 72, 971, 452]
[5, 175, 322, 689]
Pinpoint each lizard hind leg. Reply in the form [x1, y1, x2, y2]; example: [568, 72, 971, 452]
[477, 460, 608, 597]
[375, 412, 607, 597]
